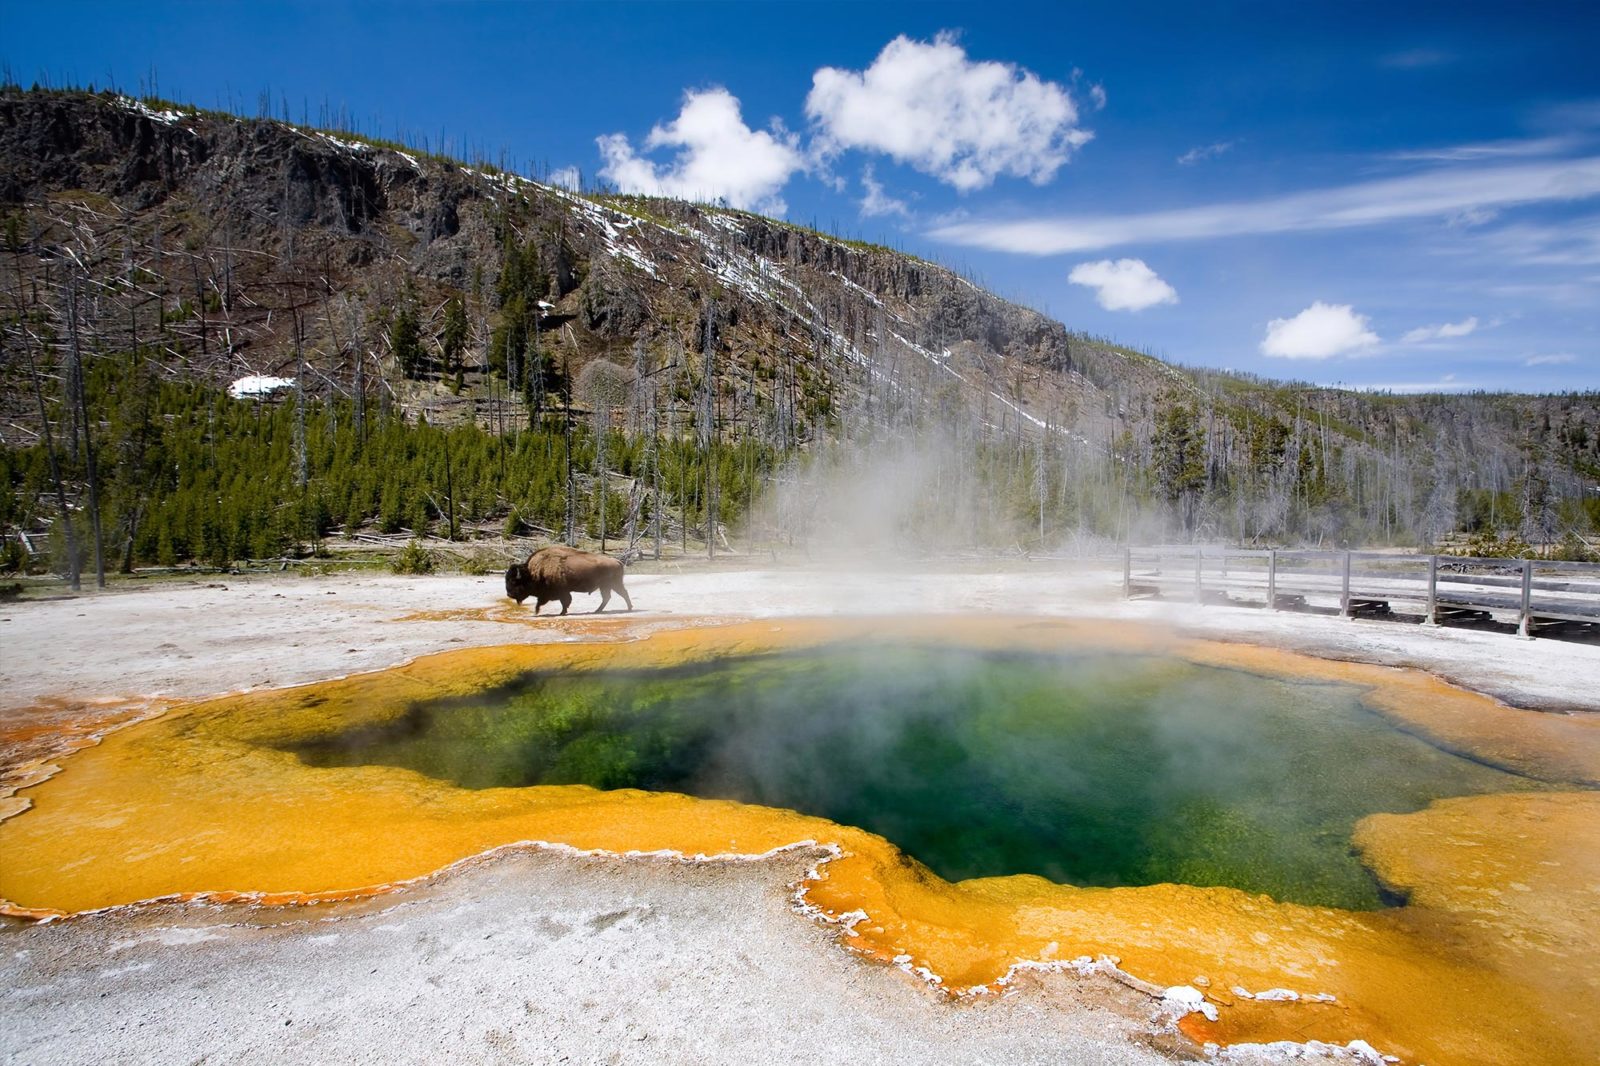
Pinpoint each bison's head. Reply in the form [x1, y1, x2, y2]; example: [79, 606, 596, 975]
[504, 562, 535, 605]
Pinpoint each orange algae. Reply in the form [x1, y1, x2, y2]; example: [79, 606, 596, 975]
[393, 605, 629, 627]
[2, 616, 1597, 1066]
[0, 694, 174, 823]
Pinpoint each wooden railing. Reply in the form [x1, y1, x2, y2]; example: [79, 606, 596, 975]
[1123, 547, 1600, 639]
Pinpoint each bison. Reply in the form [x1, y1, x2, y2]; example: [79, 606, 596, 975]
[504, 545, 633, 615]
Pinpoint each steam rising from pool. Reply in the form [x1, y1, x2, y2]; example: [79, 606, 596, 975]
[291, 644, 1537, 909]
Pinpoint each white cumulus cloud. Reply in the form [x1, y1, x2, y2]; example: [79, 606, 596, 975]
[596, 87, 803, 214]
[1526, 352, 1576, 366]
[1401, 316, 1479, 343]
[547, 166, 582, 191]
[1261, 302, 1379, 359]
[1067, 258, 1177, 311]
[805, 33, 1092, 191]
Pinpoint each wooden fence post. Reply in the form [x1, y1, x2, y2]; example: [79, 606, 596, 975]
[1123, 547, 1131, 599]
[1194, 548, 1204, 603]
[1518, 559, 1534, 639]
[1267, 549, 1277, 610]
[1424, 554, 1439, 626]
[1340, 551, 1352, 619]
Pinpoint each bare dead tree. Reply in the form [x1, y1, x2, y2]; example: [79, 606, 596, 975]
[562, 339, 576, 546]
[651, 378, 663, 559]
[293, 304, 308, 488]
[576, 358, 635, 554]
[346, 296, 367, 443]
[65, 278, 106, 587]
[23, 335, 80, 590]
[700, 299, 719, 560]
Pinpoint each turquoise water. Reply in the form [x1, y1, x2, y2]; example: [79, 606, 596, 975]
[291, 644, 1538, 909]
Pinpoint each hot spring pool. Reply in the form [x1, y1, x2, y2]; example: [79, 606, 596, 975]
[290, 643, 1539, 910]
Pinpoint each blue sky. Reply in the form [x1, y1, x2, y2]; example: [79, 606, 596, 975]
[6, 1, 1598, 392]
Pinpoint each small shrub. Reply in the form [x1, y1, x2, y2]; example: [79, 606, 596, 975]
[460, 547, 499, 576]
[503, 506, 524, 538]
[390, 539, 434, 575]
[1551, 531, 1596, 563]
[1453, 530, 1534, 559]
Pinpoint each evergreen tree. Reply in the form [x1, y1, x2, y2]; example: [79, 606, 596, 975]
[441, 294, 467, 374]
[1152, 393, 1206, 537]
[389, 290, 423, 379]
[489, 230, 544, 385]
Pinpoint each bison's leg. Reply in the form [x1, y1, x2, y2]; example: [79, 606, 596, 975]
[559, 593, 572, 616]
[596, 587, 611, 613]
[533, 598, 544, 615]
[615, 580, 633, 612]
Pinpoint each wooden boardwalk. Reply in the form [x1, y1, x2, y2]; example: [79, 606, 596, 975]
[1123, 547, 1600, 639]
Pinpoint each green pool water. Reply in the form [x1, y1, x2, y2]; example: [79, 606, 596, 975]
[290, 644, 1539, 909]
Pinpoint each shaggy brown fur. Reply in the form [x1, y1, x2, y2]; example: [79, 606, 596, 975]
[504, 545, 633, 615]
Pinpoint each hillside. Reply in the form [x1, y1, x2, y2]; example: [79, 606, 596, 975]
[2, 87, 1597, 574]
[0, 88, 1173, 436]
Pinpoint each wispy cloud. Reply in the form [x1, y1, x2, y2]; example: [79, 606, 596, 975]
[1384, 135, 1582, 163]
[1380, 48, 1454, 70]
[1526, 353, 1577, 366]
[1446, 206, 1500, 228]
[1474, 213, 1600, 266]
[928, 157, 1600, 254]
[858, 165, 909, 218]
[1401, 316, 1478, 344]
[1356, 375, 1481, 394]
[1177, 140, 1236, 166]
[1532, 98, 1600, 132]
[1488, 279, 1600, 307]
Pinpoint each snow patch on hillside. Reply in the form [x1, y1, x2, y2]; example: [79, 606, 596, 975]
[554, 193, 662, 278]
[316, 132, 370, 154]
[116, 96, 186, 125]
[228, 375, 295, 399]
